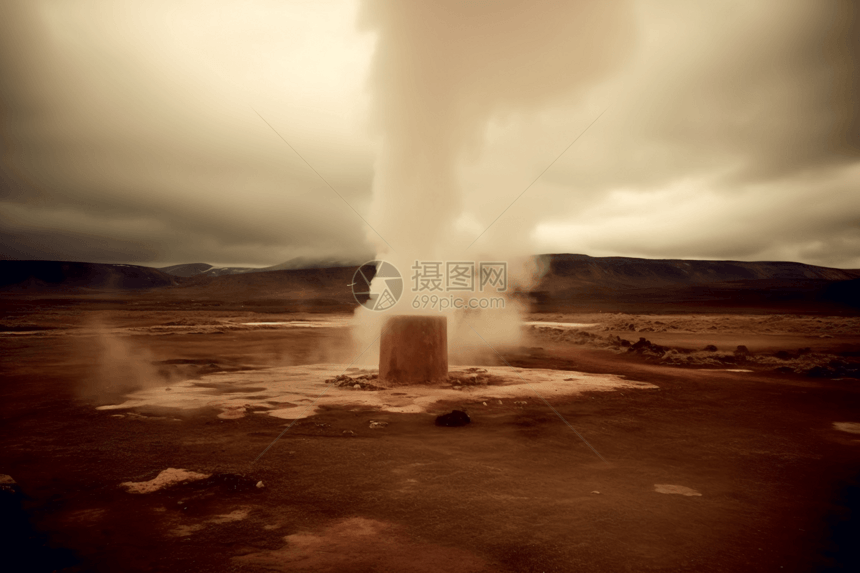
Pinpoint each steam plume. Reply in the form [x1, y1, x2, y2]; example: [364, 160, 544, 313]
[353, 0, 637, 360]
[360, 0, 636, 263]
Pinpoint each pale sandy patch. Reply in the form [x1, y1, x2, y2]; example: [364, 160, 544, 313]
[700, 369, 754, 373]
[218, 405, 248, 419]
[209, 508, 251, 524]
[525, 321, 598, 329]
[98, 364, 656, 420]
[833, 422, 860, 434]
[240, 319, 348, 327]
[233, 517, 486, 572]
[654, 484, 702, 496]
[169, 507, 251, 538]
[121, 468, 210, 494]
[172, 524, 205, 537]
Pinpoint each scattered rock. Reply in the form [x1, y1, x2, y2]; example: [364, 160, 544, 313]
[628, 337, 667, 357]
[256, 481, 265, 489]
[435, 410, 471, 427]
[591, 491, 600, 495]
[734, 345, 750, 356]
[703, 345, 718, 352]
[324, 374, 381, 391]
[0, 474, 18, 494]
[342, 430, 356, 436]
[447, 368, 506, 387]
[369, 420, 388, 429]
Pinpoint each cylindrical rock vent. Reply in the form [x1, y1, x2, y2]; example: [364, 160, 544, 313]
[379, 315, 448, 385]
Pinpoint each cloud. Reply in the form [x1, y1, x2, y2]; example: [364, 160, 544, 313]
[1, 0, 857, 268]
[0, 0, 376, 266]
[534, 162, 860, 267]
[462, 0, 860, 267]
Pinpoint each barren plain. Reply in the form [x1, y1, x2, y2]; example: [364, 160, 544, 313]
[2, 258, 860, 572]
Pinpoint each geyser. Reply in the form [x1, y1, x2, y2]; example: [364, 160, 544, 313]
[379, 315, 448, 385]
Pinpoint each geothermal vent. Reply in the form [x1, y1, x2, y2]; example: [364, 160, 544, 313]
[379, 315, 447, 385]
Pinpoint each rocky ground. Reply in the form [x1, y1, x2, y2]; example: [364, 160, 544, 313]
[529, 313, 860, 378]
[1, 303, 860, 572]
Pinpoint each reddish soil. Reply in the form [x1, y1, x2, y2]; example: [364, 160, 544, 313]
[2, 298, 860, 572]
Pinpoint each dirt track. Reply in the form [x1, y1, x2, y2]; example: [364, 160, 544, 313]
[1, 304, 859, 572]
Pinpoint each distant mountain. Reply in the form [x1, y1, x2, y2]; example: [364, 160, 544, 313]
[162, 265, 362, 312]
[531, 254, 860, 312]
[158, 256, 371, 278]
[258, 256, 371, 272]
[3, 255, 858, 313]
[157, 263, 214, 277]
[157, 263, 254, 277]
[0, 261, 180, 291]
[537, 254, 859, 285]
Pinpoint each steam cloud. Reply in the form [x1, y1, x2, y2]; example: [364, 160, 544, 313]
[360, 0, 636, 262]
[1, 1, 858, 269]
[353, 0, 637, 361]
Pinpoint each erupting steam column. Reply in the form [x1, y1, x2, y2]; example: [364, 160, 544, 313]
[379, 315, 448, 385]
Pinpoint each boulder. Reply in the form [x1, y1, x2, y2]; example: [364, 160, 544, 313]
[435, 410, 471, 427]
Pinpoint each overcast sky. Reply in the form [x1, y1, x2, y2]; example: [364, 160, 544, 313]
[1, 0, 857, 268]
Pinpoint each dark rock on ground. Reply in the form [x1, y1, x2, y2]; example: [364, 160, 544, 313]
[435, 410, 471, 427]
[628, 337, 667, 357]
[188, 472, 262, 493]
[325, 374, 381, 390]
